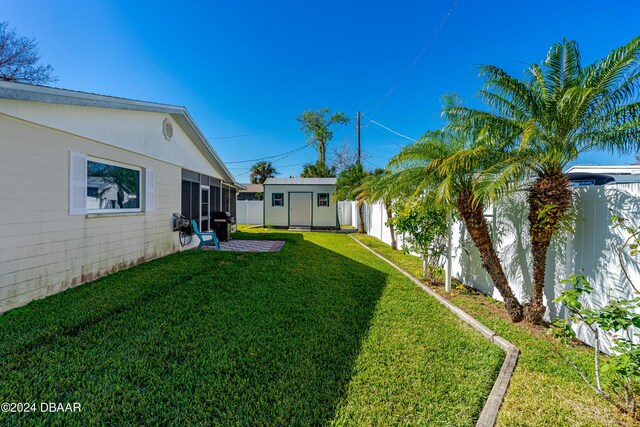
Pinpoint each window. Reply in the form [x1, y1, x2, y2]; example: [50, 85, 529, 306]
[318, 193, 330, 207]
[272, 193, 284, 207]
[86, 159, 141, 213]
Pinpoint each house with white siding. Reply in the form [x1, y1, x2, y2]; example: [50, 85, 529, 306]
[0, 81, 243, 313]
[263, 178, 338, 229]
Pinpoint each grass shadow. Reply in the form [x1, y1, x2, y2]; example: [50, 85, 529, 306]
[0, 231, 388, 425]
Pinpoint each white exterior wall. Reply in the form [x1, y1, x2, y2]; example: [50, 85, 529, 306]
[263, 184, 337, 228]
[0, 99, 223, 180]
[0, 114, 183, 312]
[0, 101, 233, 313]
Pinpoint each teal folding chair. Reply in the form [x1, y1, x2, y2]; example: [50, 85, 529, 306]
[191, 219, 220, 250]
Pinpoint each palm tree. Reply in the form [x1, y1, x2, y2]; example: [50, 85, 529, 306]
[445, 36, 640, 323]
[335, 164, 368, 233]
[360, 169, 400, 250]
[389, 129, 524, 322]
[250, 161, 278, 184]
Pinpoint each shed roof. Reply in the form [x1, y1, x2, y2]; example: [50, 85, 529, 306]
[264, 178, 337, 185]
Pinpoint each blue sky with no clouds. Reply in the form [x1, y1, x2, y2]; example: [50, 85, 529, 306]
[4, 1, 640, 180]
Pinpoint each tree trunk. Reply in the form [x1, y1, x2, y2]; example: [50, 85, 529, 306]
[457, 192, 524, 323]
[357, 201, 365, 233]
[319, 138, 326, 166]
[526, 173, 573, 323]
[385, 202, 398, 250]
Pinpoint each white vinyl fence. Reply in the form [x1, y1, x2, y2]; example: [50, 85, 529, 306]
[236, 200, 263, 225]
[340, 182, 640, 351]
[337, 201, 353, 227]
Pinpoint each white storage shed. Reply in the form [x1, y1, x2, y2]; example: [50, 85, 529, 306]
[263, 178, 338, 229]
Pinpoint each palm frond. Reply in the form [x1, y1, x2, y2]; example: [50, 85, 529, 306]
[478, 65, 540, 118]
[581, 35, 640, 91]
[544, 38, 582, 95]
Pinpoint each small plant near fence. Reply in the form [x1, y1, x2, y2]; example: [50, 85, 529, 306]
[549, 215, 640, 419]
[390, 198, 449, 282]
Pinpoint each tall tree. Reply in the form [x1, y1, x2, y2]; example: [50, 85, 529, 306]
[249, 161, 278, 184]
[389, 129, 525, 322]
[335, 163, 368, 233]
[297, 108, 350, 167]
[0, 22, 56, 84]
[446, 36, 640, 323]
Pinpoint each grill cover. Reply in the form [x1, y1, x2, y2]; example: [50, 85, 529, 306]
[212, 211, 236, 224]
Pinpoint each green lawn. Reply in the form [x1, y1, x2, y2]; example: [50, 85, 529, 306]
[352, 233, 640, 427]
[0, 230, 502, 426]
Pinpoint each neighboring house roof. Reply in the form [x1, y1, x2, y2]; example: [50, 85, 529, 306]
[566, 165, 640, 175]
[264, 178, 337, 185]
[87, 177, 114, 190]
[565, 165, 640, 184]
[240, 183, 263, 193]
[0, 80, 244, 190]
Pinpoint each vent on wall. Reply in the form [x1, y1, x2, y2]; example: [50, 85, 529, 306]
[163, 118, 174, 141]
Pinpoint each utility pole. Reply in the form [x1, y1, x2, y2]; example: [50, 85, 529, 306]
[356, 111, 361, 165]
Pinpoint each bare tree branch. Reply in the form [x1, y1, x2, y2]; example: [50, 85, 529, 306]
[0, 21, 56, 84]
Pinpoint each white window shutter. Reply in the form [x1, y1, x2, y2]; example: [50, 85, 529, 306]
[69, 151, 87, 215]
[146, 169, 155, 212]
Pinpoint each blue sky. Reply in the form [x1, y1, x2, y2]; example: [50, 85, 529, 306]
[4, 1, 640, 180]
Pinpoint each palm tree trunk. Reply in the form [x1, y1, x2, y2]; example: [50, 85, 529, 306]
[526, 173, 572, 323]
[385, 202, 398, 250]
[457, 191, 524, 323]
[357, 200, 365, 233]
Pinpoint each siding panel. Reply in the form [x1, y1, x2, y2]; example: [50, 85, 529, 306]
[263, 184, 337, 228]
[0, 114, 182, 312]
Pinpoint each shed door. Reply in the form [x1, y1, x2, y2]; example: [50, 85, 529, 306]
[289, 193, 312, 226]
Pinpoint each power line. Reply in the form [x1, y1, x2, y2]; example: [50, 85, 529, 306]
[369, 119, 416, 142]
[367, 124, 404, 149]
[275, 162, 307, 169]
[208, 128, 290, 140]
[369, 115, 440, 126]
[365, 0, 460, 113]
[225, 145, 309, 164]
[363, 114, 417, 142]
[364, 158, 383, 169]
[365, 152, 391, 161]
[234, 162, 306, 177]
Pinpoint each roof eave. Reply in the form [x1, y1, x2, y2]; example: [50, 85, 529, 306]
[0, 81, 245, 188]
